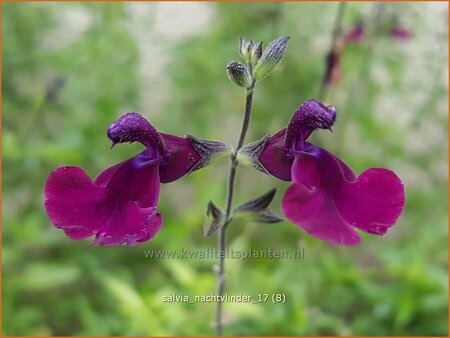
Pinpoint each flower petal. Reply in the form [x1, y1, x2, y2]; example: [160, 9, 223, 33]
[159, 133, 202, 183]
[282, 153, 361, 246]
[284, 99, 336, 150]
[258, 129, 293, 181]
[45, 166, 108, 240]
[44, 151, 162, 246]
[293, 143, 355, 184]
[103, 151, 161, 208]
[107, 112, 167, 156]
[333, 168, 405, 235]
[282, 143, 405, 245]
[300, 144, 405, 234]
[92, 205, 162, 246]
[94, 162, 123, 187]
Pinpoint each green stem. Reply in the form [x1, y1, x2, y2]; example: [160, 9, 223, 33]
[215, 80, 255, 336]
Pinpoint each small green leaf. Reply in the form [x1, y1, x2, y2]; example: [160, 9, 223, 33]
[204, 200, 225, 236]
[235, 188, 278, 213]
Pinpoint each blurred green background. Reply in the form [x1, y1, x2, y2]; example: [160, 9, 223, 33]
[2, 1, 448, 336]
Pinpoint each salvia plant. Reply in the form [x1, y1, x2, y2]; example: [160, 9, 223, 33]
[44, 36, 406, 335]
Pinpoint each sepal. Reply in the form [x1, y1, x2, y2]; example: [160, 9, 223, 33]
[237, 134, 271, 175]
[186, 135, 232, 172]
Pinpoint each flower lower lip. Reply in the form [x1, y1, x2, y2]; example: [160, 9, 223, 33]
[281, 143, 405, 246]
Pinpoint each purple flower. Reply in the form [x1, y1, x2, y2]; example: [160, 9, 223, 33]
[344, 23, 365, 43]
[391, 26, 411, 41]
[323, 50, 341, 86]
[44, 113, 202, 246]
[257, 99, 405, 246]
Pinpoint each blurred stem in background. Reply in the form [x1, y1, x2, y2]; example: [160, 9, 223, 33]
[269, 2, 283, 39]
[318, 2, 347, 101]
[334, 2, 384, 152]
[19, 76, 66, 143]
[215, 76, 256, 336]
[413, 13, 448, 125]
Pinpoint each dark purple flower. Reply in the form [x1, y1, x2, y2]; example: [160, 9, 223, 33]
[344, 23, 365, 43]
[45, 112, 202, 246]
[323, 50, 341, 87]
[321, 23, 364, 88]
[258, 99, 405, 246]
[391, 26, 411, 41]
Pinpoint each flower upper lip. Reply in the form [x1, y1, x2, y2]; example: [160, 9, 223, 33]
[107, 112, 168, 158]
[284, 99, 336, 151]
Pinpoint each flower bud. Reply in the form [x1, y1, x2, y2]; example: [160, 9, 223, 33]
[239, 37, 255, 59]
[226, 61, 252, 88]
[239, 37, 263, 65]
[254, 36, 289, 80]
[250, 41, 263, 63]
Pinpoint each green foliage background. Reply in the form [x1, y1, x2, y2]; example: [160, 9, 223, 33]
[3, 2, 448, 336]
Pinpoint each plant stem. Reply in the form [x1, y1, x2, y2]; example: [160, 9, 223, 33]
[318, 2, 347, 101]
[334, 3, 384, 152]
[215, 80, 255, 336]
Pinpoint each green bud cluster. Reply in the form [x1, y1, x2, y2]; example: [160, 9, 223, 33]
[226, 36, 290, 88]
